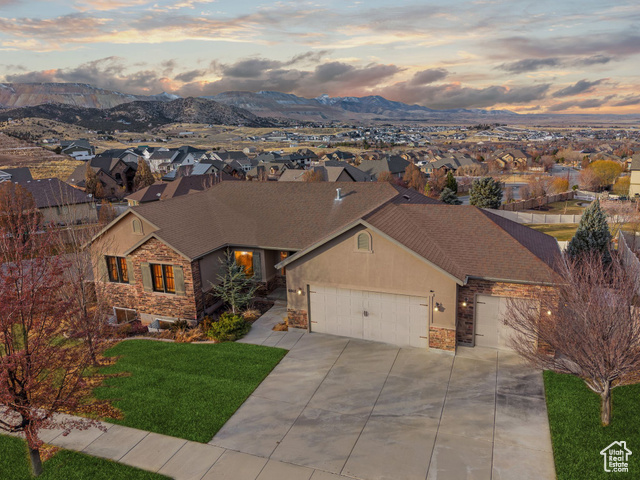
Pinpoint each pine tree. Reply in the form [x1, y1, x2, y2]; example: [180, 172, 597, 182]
[445, 171, 458, 193]
[133, 160, 155, 191]
[439, 187, 462, 205]
[469, 177, 503, 209]
[567, 198, 612, 263]
[211, 251, 258, 314]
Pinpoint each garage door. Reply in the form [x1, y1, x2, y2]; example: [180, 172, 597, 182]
[309, 286, 429, 348]
[475, 295, 538, 350]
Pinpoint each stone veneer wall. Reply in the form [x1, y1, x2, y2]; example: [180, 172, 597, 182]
[456, 278, 556, 345]
[287, 309, 308, 329]
[429, 326, 456, 352]
[98, 237, 199, 324]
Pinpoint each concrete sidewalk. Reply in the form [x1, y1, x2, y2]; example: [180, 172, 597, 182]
[8, 416, 348, 480]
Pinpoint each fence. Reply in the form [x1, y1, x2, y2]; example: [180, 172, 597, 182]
[487, 209, 582, 225]
[499, 191, 575, 212]
[618, 231, 640, 295]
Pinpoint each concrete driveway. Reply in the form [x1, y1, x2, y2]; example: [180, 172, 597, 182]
[211, 304, 555, 480]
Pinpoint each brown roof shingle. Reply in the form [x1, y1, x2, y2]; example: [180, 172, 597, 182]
[132, 182, 438, 259]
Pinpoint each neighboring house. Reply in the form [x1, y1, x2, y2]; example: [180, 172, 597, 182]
[493, 149, 531, 169]
[423, 154, 479, 175]
[91, 182, 560, 353]
[125, 173, 238, 206]
[61, 139, 95, 161]
[278, 163, 371, 182]
[245, 162, 292, 180]
[67, 155, 139, 198]
[18, 177, 97, 225]
[358, 155, 410, 179]
[0, 167, 33, 183]
[148, 149, 179, 173]
[629, 155, 640, 197]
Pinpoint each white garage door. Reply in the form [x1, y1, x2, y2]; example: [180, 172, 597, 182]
[309, 286, 429, 348]
[475, 295, 539, 350]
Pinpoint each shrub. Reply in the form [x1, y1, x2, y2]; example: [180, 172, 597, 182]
[169, 319, 190, 332]
[206, 313, 251, 342]
[242, 308, 261, 322]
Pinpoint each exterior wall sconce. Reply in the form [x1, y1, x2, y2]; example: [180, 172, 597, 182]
[547, 310, 552, 316]
[297, 288, 303, 295]
[434, 302, 443, 312]
[462, 298, 468, 307]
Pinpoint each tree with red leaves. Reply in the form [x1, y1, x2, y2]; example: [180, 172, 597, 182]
[0, 182, 104, 476]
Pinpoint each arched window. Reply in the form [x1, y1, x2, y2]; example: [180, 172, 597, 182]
[132, 219, 143, 235]
[357, 232, 372, 252]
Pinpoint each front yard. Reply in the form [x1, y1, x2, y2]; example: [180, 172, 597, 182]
[93, 340, 287, 443]
[0, 434, 168, 480]
[544, 371, 640, 479]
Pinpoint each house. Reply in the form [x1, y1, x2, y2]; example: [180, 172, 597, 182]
[91, 182, 560, 353]
[493, 149, 531, 169]
[67, 155, 139, 198]
[16, 177, 97, 225]
[629, 154, 640, 197]
[0, 167, 33, 183]
[358, 155, 410, 179]
[125, 173, 239, 206]
[423, 154, 479, 175]
[278, 162, 372, 182]
[60, 139, 95, 161]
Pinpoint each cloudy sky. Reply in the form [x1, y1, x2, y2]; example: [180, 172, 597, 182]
[0, 0, 638, 113]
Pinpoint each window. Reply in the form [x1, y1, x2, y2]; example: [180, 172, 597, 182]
[114, 307, 136, 324]
[234, 251, 254, 277]
[106, 256, 129, 283]
[357, 232, 371, 252]
[279, 251, 288, 275]
[132, 219, 143, 235]
[151, 264, 176, 294]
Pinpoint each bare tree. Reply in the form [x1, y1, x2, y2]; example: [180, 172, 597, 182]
[503, 253, 640, 426]
[0, 183, 105, 475]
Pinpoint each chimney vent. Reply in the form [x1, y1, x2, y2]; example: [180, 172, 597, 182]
[336, 188, 342, 201]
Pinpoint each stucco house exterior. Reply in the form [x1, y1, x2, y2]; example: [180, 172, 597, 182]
[91, 182, 560, 352]
[629, 155, 640, 197]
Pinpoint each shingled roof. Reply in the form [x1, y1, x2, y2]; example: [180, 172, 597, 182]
[363, 204, 559, 284]
[18, 178, 93, 209]
[124, 182, 437, 260]
[108, 182, 560, 285]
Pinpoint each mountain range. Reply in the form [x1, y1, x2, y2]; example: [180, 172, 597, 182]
[0, 83, 638, 127]
[0, 96, 272, 130]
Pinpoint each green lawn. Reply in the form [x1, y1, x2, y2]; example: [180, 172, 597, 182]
[93, 340, 287, 443]
[544, 371, 640, 479]
[528, 223, 579, 241]
[0, 434, 167, 480]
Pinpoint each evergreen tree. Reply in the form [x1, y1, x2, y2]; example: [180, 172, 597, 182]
[211, 251, 258, 314]
[439, 187, 462, 205]
[567, 198, 612, 263]
[445, 171, 458, 193]
[469, 177, 503, 209]
[134, 160, 155, 191]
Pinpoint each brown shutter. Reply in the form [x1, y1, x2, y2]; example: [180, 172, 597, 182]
[173, 266, 186, 296]
[126, 257, 135, 284]
[141, 262, 152, 292]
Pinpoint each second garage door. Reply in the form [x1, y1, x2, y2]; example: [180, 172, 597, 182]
[309, 286, 429, 348]
[474, 295, 539, 350]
